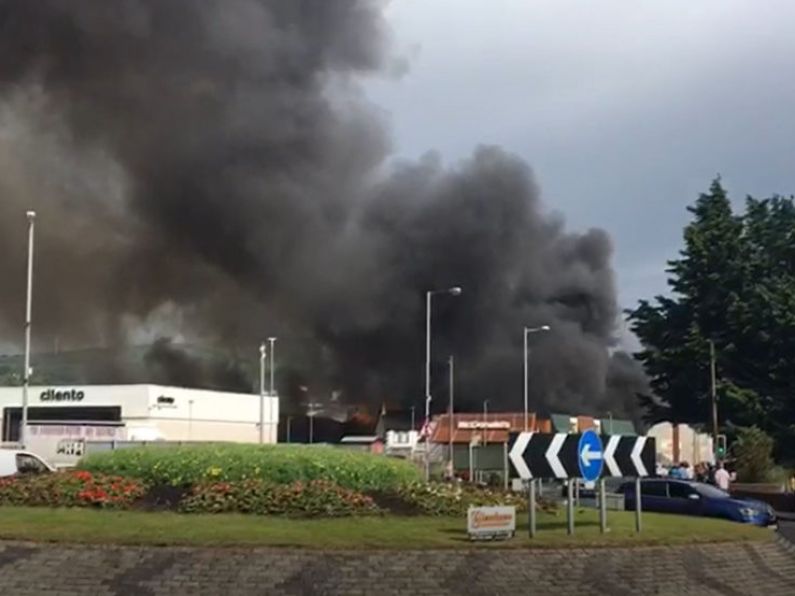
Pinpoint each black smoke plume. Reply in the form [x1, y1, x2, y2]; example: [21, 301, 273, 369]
[0, 0, 646, 418]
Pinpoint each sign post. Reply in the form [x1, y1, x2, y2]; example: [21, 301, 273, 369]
[635, 476, 642, 533]
[566, 479, 574, 535]
[599, 477, 607, 533]
[508, 431, 656, 538]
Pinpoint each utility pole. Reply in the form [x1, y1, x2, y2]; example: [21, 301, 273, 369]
[410, 406, 415, 431]
[448, 355, 454, 473]
[268, 336, 277, 443]
[710, 339, 718, 448]
[258, 343, 266, 444]
[21, 210, 36, 448]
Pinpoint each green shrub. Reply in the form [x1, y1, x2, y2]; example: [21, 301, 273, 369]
[79, 444, 420, 491]
[392, 482, 533, 517]
[733, 426, 774, 483]
[0, 470, 146, 509]
[180, 479, 380, 517]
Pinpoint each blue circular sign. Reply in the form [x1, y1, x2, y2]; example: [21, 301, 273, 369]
[578, 429, 604, 482]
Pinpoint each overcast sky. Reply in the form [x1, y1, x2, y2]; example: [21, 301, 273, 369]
[365, 0, 795, 316]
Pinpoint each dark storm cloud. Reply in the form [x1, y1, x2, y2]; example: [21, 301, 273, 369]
[0, 0, 645, 417]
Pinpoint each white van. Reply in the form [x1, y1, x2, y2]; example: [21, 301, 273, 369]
[0, 449, 55, 477]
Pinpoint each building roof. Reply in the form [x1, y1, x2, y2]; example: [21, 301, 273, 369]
[340, 436, 381, 444]
[429, 413, 551, 444]
[600, 418, 636, 435]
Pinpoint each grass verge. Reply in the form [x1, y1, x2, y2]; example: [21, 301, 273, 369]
[0, 506, 769, 549]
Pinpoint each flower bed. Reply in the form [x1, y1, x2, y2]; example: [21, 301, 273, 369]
[0, 470, 146, 509]
[391, 482, 540, 517]
[180, 479, 380, 517]
[79, 444, 420, 491]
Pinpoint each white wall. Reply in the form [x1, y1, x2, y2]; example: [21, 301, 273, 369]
[0, 384, 279, 444]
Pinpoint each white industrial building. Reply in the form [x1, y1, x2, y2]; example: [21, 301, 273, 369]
[0, 384, 278, 466]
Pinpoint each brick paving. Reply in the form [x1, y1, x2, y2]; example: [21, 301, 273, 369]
[0, 539, 793, 595]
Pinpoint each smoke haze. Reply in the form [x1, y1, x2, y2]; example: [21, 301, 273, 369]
[0, 0, 645, 421]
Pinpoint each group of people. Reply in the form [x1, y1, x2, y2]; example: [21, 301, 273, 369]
[662, 460, 732, 490]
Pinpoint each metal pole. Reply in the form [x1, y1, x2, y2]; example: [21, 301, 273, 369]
[635, 476, 642, 533]
[425, 291, 432, 482]
[188, 400, 194, 441]
[448, 355, 454, 475]
[599, 478, 607, 533]
[469, 442, 474, 483]
[709, 339, 718, 448]
[503, 441, 508, 491]
[528, 480, 537, 538]
[567, 479, 575, 535]
[21, 210, 35, 449]
[258, 343, 266, 444]
[523, 327, 529, 432]
[286, 416, 291, 443]
[483, 400, 488, 446]
[309, 413, 314, 444]
[268, 337, 276, 443]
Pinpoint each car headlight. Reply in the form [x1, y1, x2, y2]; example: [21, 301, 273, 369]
[739, 507, 758, 518]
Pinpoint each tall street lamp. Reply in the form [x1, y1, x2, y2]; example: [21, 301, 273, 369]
[20, 210, 36, 448]
[425, 286, 462, 481]
[268, 336, 277, 443]
[258, 342, 266, 444]
[523, 325, 550, 432]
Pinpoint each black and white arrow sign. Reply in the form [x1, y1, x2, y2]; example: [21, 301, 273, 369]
[509, 433, 656, 480]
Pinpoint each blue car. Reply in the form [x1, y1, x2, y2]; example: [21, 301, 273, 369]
[618, 478, 776, 526]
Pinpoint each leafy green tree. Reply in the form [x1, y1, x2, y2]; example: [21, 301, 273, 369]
[732, 426, 774, 482]
[629, 179, 795, 460]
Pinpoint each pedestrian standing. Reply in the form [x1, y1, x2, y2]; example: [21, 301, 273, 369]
[714, 462, 731, 491]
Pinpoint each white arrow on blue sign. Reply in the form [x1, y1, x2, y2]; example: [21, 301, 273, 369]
[577, 429, 603, 482]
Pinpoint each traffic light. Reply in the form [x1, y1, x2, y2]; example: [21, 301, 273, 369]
[715, 434, 727, 459]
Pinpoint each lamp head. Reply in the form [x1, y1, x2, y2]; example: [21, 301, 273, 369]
[449, 286, 462, 296]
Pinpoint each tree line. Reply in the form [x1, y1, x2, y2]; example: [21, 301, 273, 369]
[629, 178, 795, 461]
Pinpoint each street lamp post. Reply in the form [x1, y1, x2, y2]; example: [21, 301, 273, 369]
[20, 211, 36, 448]
[424, 286, 462, 481]
[268, 336, 277, 442]
[523, 325, 550, 432]
[448, 355, 454, 475]
[483, 399, 489, 446]
[258, 343, 266, 444]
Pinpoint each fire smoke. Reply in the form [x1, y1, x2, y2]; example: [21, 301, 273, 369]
[0, 0, 646, 422]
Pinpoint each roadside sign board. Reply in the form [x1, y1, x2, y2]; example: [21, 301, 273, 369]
[508, 432, 655, 480]
[578, 430, 603, 482]
[467, 506, 516, 541]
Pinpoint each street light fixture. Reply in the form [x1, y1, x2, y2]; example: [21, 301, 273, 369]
[424, 286, 462, 481]
[523, 325, 550, 432]
[20, 210, 36, 448]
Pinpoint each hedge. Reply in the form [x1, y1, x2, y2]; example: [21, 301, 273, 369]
[78, 444, 421, 491]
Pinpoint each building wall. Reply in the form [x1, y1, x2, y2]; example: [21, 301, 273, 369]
[0, 384, 279, 444]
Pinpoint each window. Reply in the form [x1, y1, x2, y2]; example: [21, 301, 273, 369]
[640, 481, 667, 497]
[15, 454, 49, 475]
[668, 482, 696, 499]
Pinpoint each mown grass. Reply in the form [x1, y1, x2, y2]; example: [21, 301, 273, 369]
[0, 506, 769, 549]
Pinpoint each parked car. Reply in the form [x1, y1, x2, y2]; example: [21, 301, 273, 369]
[618, 478, 776, 526]
[0, 449, 55, 477]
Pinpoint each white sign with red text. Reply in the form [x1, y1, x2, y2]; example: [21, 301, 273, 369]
[467, 506, 516, 541]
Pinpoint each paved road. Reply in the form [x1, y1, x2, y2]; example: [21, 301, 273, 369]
[1, 539, 795, 595]
[778, 519, 795, 544]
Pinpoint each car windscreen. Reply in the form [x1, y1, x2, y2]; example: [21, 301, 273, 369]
[694, 483, 729, 499]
